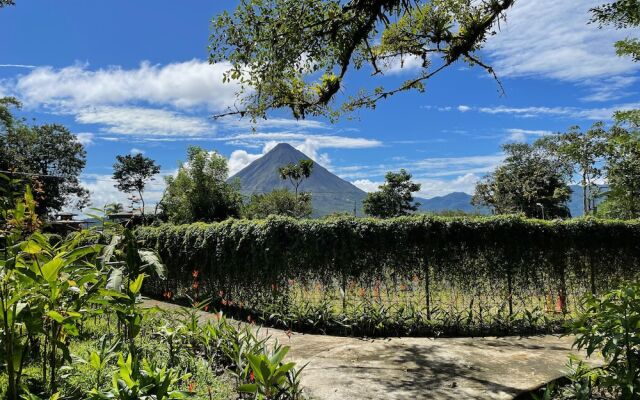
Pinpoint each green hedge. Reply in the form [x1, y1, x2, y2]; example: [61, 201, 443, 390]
[137, 215, 640, 336]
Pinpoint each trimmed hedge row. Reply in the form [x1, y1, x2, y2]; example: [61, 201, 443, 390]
[137, 215, 640, 336]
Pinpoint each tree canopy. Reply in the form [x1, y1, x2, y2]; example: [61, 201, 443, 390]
[244, 189, 313, 219]
[112, 153, 161, 219]
[209, 0, 514, 120]
[278, 159, 314, 196]
[363, 169, 421, 218]
[160, 146, 243, 223]
[472, 143, 572, 219]
[536, 123, 607, 216]
[599, 126, 640, 219]
[0, 98, 88, 216]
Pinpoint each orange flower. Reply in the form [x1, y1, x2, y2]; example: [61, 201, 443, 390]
[188, 381, 196, 392]
[162, 290, 173, 300]
[192, 281, 199, 289]
[192, 270, 199, 278]
[249, 371, 255, 382]
[358, 288, 366, 297]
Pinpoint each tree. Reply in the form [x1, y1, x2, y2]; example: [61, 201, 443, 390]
[112, 153, 160, 220]
[591, 1, 640, 125]
[472, 143, 572, 219]
[536, 123, 607, 216]
[244, 189, 313, 219]
[160, 146, 243, 223]
[1, 98, 89, 216]
[591, 1, 640, 62]
[278, 159, 314, 196]
[598, 126, 640, 219]
[209, 0, 515, 120]
[363, 169, 421, 218]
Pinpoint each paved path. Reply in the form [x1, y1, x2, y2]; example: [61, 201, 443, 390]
[144, 300, 600, 400]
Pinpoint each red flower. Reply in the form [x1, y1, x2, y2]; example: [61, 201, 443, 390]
[192, 270, 199, 278]
[249, 371, 255, 382]
[192, 282, 199, 289]
[162, 290, 173, 300]
[203, 305, 209, 312]
[188, 381, 196, 392]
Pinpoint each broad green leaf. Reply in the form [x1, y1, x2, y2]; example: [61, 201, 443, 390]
[41, 257, 64, 282]
[47, 310, 65, 323]
[129, 273, 145, 295]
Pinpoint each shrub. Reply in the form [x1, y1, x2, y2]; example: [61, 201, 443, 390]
[137, 215, 640, 336]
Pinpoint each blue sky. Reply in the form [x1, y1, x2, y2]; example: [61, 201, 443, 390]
[1, 1, 639, 210]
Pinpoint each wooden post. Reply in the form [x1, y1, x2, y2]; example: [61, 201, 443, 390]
[424, 259, 431, 320]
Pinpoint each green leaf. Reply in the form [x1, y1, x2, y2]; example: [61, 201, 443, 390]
[138, 249, 166, 279]
[41, 257, 64, 282]
[47, 310, 65, 323]
[106, 268, 124, 292]
[129, 273, 145, 295]
[237, 383, 258, 393]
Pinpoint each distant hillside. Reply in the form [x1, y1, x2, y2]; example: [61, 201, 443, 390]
[416, 192, 488, 214]
[415, 185, 605, 217]
[230, 143, 367, 216]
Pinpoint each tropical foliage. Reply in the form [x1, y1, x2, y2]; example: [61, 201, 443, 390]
[0, 183, 303, 399]
[160, 146, 243, 224]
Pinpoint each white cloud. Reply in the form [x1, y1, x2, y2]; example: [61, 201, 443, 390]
[476, 102, 640, 120]
[75, 132, 94, 146]
[457, 105, 471, 112]
[81, 174, 166, 212]
[505, 128, 552, 142]
[415, 173, 481, 198]
[581, 76, 638, 102]
[380, 54, 424, 74]
[353, 179, 381, 193]
[228, 149, 263, 176]
[0, 64, 36, 68]
[336, 154, 503, 181]
[220, 117, 327, 131]
[486, 0, 639, 82]
[130, 148, 145, 155]
[75, 106, 214, 136]
[12, 60, 239, 111]
[353, 173, 481, 198]
[226, 134, 382, 176]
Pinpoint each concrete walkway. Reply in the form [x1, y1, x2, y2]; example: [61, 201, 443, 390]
[144, 300, 600, 400]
